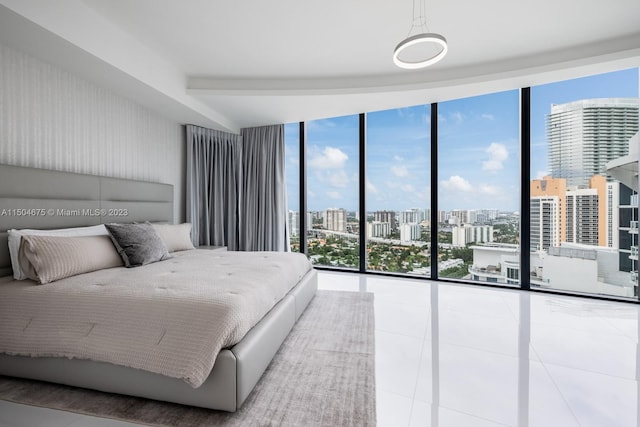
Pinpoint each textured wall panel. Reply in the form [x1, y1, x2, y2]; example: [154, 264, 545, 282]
[0, 43, 185, 221]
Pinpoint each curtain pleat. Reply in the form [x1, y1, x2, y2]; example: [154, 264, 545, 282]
[239, 124, 287, 252]
[186, 124, 287, 252]
[186, 125, 242, 250]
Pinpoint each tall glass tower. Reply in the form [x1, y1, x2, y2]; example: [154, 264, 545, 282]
[547, 98, 639, 187]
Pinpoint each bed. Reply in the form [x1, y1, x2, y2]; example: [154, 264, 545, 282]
[0, 164, 317, 412]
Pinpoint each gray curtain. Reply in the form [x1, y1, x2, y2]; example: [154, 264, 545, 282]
[186, 124, 288, 252]
[239, 124, 287, 252]
[186, 125, 242, 250]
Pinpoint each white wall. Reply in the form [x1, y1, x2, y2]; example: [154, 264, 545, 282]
[544, 254, 599, 294]
[0, 42, 185, 222]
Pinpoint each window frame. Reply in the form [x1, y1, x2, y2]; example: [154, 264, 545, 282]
[286, 78, 639, 304]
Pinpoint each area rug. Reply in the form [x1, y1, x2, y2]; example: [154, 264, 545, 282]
[0, 290, 376, 426]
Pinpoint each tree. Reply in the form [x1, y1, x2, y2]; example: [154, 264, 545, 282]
[440, 264, 469, 279]
[451, 247, 473, 263]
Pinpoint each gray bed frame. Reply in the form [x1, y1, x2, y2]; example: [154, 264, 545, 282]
[0, 164, 317, 412]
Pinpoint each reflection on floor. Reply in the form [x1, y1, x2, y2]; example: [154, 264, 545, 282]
[1, 271, 639, 426]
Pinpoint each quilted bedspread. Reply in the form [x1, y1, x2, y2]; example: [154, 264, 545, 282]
[0, 250, 312, 387]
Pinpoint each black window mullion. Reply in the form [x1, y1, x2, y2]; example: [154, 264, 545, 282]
[430, 103, 439, 281]
[299, 121, 308, 255]
[520, 88, 531, 290]
[359, 113, 367, 273]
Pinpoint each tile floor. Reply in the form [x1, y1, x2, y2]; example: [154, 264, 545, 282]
[1, 271, 640, 426]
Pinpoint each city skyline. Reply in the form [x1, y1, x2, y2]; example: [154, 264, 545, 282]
[285, 68, 639, 212]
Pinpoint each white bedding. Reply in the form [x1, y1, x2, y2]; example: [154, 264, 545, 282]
[0, 250, 312, 388]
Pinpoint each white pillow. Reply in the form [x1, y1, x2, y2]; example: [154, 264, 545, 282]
[152, 223, 195, 252]
[8, 224, 108, 280]
[19, 235, 123, 284]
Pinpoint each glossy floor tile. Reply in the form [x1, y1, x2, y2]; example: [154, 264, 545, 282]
[333, 271, 640, 427]
[1, 271, 640, 426]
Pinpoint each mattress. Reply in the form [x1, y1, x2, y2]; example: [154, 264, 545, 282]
[0, 250, 312, 388]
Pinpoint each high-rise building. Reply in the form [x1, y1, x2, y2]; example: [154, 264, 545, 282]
[449, 209, 469, 224]
[288, 210, 300, 237]
[399, 208, 421, 225]
[448, 216, 461, 226]
[422, 209, 431, 224]
[606, 132, 639, 282]
[323, 208, 346, 232]
[531, 175, 609, 248]
[629, 191, 638, 287]
[618, 186, 638, 274]
[307, 211, 323, 228]
[373, 210, 397, 230]
[400, 223, 421, 242]
[547, 98, 639, 187]
[467, 210, 478, 224]
[476, 211, 497, 225]
[606, 183, 620, 249]
[530, 196, 560, 251]
[367, 221, 391, 238]
[565, 189, 598, 246]
[452, 224, 494, 247]
[565, 175, 607, 247]
[531, 176, 567, 243]
[306, 212, 314, 230]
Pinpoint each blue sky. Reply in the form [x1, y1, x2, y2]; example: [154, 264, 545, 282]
[286, 68, 639, 212]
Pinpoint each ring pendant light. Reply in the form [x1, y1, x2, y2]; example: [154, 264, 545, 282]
[393, 0, 448, 69]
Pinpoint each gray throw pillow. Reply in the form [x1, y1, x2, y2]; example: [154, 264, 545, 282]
[105, 223, 171, 267]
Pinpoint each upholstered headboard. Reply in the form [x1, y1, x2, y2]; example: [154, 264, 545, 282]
[0, 164, 174, 277]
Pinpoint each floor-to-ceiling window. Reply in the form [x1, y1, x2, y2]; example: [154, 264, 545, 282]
[284, 122, 300, 252]
[283, 67, 639, 302]
[366, 105, 431, 275]
[306, 115, 360, 268]
[437, 90, 521, 284]
[530, 68, 639, 298]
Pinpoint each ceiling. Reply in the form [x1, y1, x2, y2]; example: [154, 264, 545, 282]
[1, 0, 639, 133]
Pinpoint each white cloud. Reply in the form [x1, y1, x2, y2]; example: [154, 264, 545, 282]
[441, 175, 473, 192]
[328, 170, 349, 188]
[478, 184, 500, 196]
[482, 142, 509, 172]
[326, 191, 341, 199]
[481, 113, 495, 121]
[401, 184, 415, 192]
[309, 147, 348, 169]
[393, 155, 404, 162]
[366, 179, 378, 193]
[391, 165, 409, 177]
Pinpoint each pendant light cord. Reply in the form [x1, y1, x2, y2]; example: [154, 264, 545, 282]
[407, 0, 429, 38]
